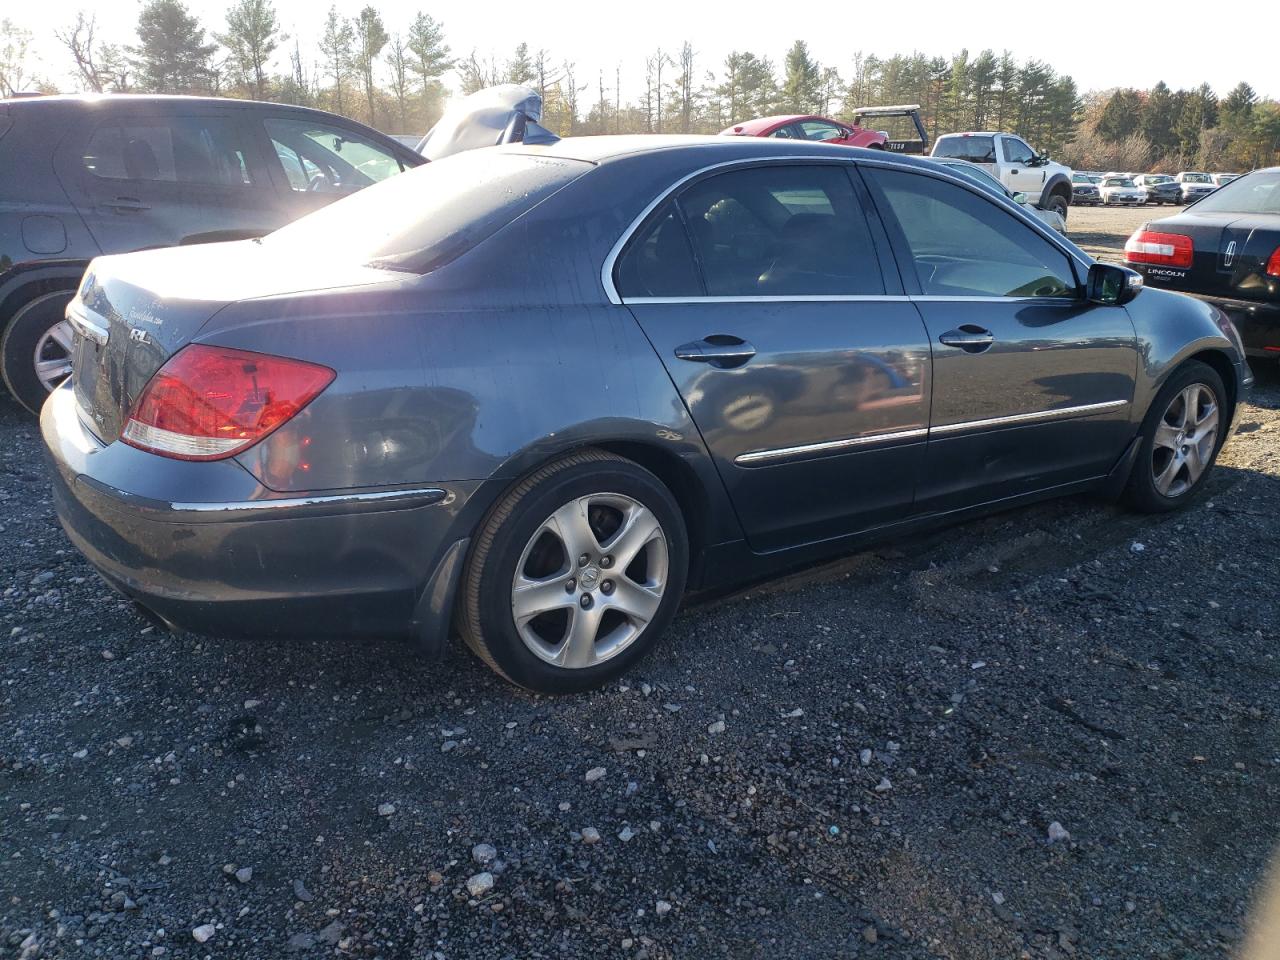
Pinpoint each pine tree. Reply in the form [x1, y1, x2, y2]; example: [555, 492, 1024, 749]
[320, 6, 354, 114]
[354, 6, 388, 125]
[131, 0, 215, 94]
[780, 40, 821, 114]
[217, 0, 282, 99]
[407, 12, 451, 124]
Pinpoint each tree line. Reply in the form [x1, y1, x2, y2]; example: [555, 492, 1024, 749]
[2, 5, 1276, 171]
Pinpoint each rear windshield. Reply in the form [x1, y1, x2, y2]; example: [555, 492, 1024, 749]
[932, 135, 995, 163]
[260, 150, 591, 274]
[1190, 172, 1280, 214]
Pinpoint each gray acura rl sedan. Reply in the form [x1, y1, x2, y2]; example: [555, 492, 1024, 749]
[42, 136, 1252, 692]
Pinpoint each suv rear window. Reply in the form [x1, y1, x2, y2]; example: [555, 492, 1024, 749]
[932, 135, 995, 163]
[260, 150, 590, 274]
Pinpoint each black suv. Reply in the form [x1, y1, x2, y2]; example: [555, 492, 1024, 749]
[0, 94, 424, 412]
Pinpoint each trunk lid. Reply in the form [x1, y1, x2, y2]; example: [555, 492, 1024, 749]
[71, 240, 401, 442]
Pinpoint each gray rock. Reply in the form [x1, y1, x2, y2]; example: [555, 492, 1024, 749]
[707, 720, 726, 734]
[234, 867, 253, 884]
[466, 872, 494, 897]
[1047, 821, 1071, 844]
[472, 843, 497, 865]
[581, 827, 601, 844]
[191, 924, 216, 944]
[584, 766, 606, 782]
[292, 878, 314, 902]
[377, 803, 396, 817]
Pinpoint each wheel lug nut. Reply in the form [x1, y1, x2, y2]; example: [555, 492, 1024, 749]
[600, 580, 615, 595]
[580, 594, 593, 609]
[600, 555, 613, 569]
[564, 578, 576, 593]
[578, 553, 590, 567]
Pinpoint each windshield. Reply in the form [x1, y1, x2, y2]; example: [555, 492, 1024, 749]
[1104, 178, 1135, 187]
[1147, 176, 1173, 184]
[1072, 173, 1091, 183]
[932, 135, 996, 163]
[1189, 171, 1280, 214]
[260, 150, 590, 274]
[1182, 173, 1213, 183]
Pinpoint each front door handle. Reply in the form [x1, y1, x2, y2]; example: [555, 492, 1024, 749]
[674, 335, 756, 369]
[938, 325, 995, 353]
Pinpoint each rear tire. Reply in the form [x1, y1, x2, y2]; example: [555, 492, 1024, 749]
[1124, 360, 1228, 513]
[1044, 192, 1069, 220]
[458, 449, 689, 693]
[1, 290, 77, 414]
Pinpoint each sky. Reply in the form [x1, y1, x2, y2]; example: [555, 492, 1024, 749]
[14, 0, 1275, 105]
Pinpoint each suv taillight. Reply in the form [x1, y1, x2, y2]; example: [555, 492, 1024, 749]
[1266, 247, 1280, 277]
[1124, 230, 1194, 268]
[122, 345, 334, 461]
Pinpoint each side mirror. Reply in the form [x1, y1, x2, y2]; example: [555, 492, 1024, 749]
[1087, 262, 1143, 305]
[1012, 191, 1029, 204]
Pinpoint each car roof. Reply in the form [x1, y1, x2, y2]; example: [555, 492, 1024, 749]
[0, 93, 386, 127]
[504, 133, 918, 167]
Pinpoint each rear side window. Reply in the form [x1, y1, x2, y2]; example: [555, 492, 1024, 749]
[261, 151, 590, 274]
[678, 165, 884, 296]
[869, 169, 1078, 299]
[82, 118, 254, 186]
[615, 208, 702, 297]
[933, 135, 996, 163]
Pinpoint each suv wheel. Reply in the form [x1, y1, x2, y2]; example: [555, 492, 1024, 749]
[1044, 192, 1069, 220]
[458, 449, 688, 693]
[1, 291, 77, 414]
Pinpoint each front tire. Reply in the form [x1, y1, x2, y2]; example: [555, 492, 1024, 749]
[1, 290, 77, 414]
[1124, 360, 1228, 513]
[458, 449, 689, 693]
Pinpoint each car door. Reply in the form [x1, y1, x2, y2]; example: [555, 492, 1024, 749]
[614, 161, 932, 551]
[1000, 136, 1044, 197]
[255, 115, 417, 218]
[55, 107, 278, 253]
[863, 165, 1139, 513]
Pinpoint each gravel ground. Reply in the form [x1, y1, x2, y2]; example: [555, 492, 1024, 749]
[1066, 202, 1167, 264]
[2, 220, 1279, 958]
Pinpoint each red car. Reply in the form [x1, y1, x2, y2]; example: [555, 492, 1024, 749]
[719, 114, 888, 149]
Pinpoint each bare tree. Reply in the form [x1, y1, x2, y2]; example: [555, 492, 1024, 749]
[353, 5, 387, 125]
[387, 34, 410, 131]
[55, 13, 105, 93]
[0, 18, 35, 96]
[319, 6, 353, 113]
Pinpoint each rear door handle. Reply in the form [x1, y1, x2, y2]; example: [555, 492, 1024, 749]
[103, 197, 150, 212]
[938, 325, 995, 353]
[674, 335, 756, 369]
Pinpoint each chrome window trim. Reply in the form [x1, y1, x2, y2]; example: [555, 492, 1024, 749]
[65, 298, 110, 346]
[929, 399, 1129, 436]
[603, 152, 1092, 306]
[734, 399, 1129, 466]
[735, 427, 927, 465]
[623, 294, 1071, 305]
[601, 154, 858, 306]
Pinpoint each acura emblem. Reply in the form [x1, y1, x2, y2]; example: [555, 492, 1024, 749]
[1224, 240, 1236, 268]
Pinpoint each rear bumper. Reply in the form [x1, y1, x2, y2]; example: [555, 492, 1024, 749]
[1181, 292, 1280, 358]
[41, 383, 479, 646]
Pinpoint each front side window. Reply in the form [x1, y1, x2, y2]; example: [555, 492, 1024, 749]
[1002, 138, 1036, 164]
[678, 165, 884, 297]
[932, 135, 996, 163]
[82, 117, 254, 186]
[797, 120, 846, 142]
[870, 169, 1078, 299]
[264, 118, 404, 193]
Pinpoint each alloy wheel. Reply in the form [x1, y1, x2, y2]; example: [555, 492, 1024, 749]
[33, 320, 75, 393]
[1151, 382, 1219, 497]
[511, 493, 668, 669]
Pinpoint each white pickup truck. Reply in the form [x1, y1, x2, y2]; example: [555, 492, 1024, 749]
[930, 132, 1074, 219]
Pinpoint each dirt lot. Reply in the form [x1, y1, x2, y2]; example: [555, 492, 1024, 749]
[2, 211, 1279, 959]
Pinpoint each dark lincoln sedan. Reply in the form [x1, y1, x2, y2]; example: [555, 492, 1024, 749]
[43, 137, 1252, 692]
[1125, 167, 1280, 359]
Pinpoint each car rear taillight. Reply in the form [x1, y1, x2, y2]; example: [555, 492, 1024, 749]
[1266, 246, 1280, 277]
[122, 345, 334, 461]
[1124, 230, 1194, 268]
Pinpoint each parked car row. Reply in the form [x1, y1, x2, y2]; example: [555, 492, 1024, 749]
[1073, 169, 1245, 206]
[4, 91, 1259, 692]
